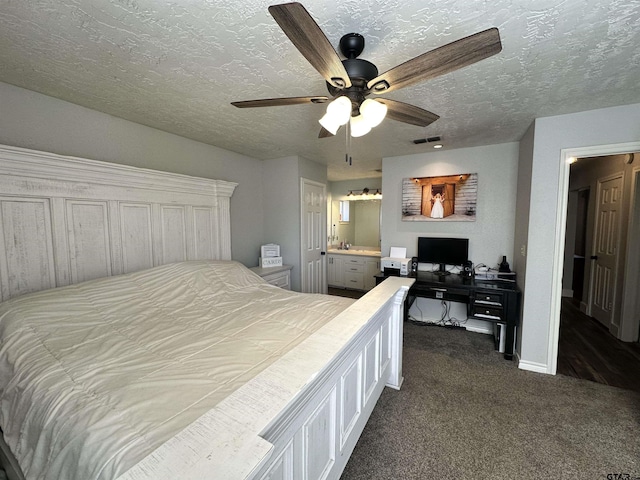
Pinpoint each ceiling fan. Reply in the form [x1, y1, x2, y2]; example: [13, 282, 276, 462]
[231, 2, 502, 139]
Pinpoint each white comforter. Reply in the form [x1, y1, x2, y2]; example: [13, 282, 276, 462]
[0, 261, 353, 480]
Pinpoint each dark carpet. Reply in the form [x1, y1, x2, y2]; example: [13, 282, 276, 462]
[341, 322, 640, 480]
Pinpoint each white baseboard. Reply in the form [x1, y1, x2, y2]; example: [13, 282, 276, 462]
[518, 358, 550, 374]
[580, 301, 589, 314]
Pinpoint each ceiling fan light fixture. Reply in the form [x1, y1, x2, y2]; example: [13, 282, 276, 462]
[319, 113, 340, 135]
[349, 114, 371, 137]
[359, 99, 387, 128]
[326, 96, 352, 126]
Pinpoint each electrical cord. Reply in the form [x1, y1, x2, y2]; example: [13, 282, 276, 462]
[408, 300, 468, 328]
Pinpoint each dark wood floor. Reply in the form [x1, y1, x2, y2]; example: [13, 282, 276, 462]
[328, 287, 365, 299]
[557, 297, 640, 392]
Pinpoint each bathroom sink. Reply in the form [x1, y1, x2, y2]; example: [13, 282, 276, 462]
[327, 249, 381, 257]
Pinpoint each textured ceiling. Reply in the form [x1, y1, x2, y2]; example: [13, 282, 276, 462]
[0, 0, 638, 181]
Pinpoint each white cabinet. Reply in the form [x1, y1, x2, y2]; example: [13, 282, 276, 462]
[328, 253, 380, 291]
[250, 265, 293, 290]
[343, 257, 364, 290]
[327, 255, 344, 287]
[364, 259, 380, 291]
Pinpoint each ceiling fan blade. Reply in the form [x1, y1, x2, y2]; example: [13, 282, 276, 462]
[268, 2, 351, 89]
[377, 99, 440, 127]
[318, 127, 334, 138]
[368, 28, 502, 94]
[231, 96, 328, 108]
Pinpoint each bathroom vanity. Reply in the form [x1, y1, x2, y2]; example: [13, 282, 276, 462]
[327, 249, 381, 291]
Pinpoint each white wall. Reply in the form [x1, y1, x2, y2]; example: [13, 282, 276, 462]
[263, 156, 300, 283]
[513, 124, 535, 355]
[263, 155, 327, 292]
[381, 142, 519, 330]
[382, 143, 519, 264]
[518, 102, 640, 372]
[0, 82, 265, 266]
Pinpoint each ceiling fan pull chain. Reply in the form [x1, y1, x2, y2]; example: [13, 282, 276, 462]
[345, 120, 353, 166]
[345, 121, 349, 163]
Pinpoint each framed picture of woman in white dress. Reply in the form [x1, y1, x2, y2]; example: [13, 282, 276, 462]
[401, 173, 478, 222]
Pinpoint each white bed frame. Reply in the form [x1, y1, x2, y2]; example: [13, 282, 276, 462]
[0, 145, 236, 303]
[0, 145, 413, 480]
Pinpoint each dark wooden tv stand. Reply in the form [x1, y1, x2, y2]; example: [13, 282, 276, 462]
[376, 271, 521, 360]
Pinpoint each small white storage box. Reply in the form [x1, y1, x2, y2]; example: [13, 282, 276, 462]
[259, 256, 283, 268]
[261, 244, 281, 258]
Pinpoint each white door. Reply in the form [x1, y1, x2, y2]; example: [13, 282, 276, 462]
[590, 174, 623, 328]
[301, 178, 326, 293]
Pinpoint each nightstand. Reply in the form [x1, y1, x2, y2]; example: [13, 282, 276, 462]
[249, 264, 293, 289]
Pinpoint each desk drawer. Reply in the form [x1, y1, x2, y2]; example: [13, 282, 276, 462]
[471, 304, 503, 320]
[474, 291, 503, 304]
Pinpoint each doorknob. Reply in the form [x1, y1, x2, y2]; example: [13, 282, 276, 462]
[590, 255, 598, 260]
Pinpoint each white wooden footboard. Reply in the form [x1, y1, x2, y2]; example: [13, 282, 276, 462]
[252, 278, 412, 480]
[118, 277, 413, 480]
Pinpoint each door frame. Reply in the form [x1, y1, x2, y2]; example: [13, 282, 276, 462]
[300, 178, 327, 294]
[620, 165, 640, 341]
[549, 141, 640, 374]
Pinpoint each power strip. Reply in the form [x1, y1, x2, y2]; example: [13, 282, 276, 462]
[442, 324, 466, 330]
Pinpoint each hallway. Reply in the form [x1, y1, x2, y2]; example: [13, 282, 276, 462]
[557, 297, 640, 393]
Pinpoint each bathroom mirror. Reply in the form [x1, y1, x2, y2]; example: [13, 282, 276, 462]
[330, 199, 381, 248]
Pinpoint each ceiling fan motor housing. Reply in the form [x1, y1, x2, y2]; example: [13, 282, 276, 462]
[327, 34, 379, 112]
[339, 33, 365, 59]
[342, 58, 378, 83]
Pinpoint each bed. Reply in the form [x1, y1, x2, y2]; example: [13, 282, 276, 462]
[0, 145, 413, 480]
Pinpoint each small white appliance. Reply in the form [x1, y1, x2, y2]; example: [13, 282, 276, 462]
[381, 257, 410, 275]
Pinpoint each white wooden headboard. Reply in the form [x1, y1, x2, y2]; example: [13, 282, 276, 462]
[0, 145, 237, 302]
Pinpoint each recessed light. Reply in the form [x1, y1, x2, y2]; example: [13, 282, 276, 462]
[433, 144, 443, 149]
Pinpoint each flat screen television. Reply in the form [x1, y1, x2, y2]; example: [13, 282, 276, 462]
[417, 237, 469, 275]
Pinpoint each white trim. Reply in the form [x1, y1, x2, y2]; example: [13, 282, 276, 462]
[549, 141, 640, 376]
[518, 358, 549, 374]
[0, 145, 237, 198]
[619, 165, 640, 341]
